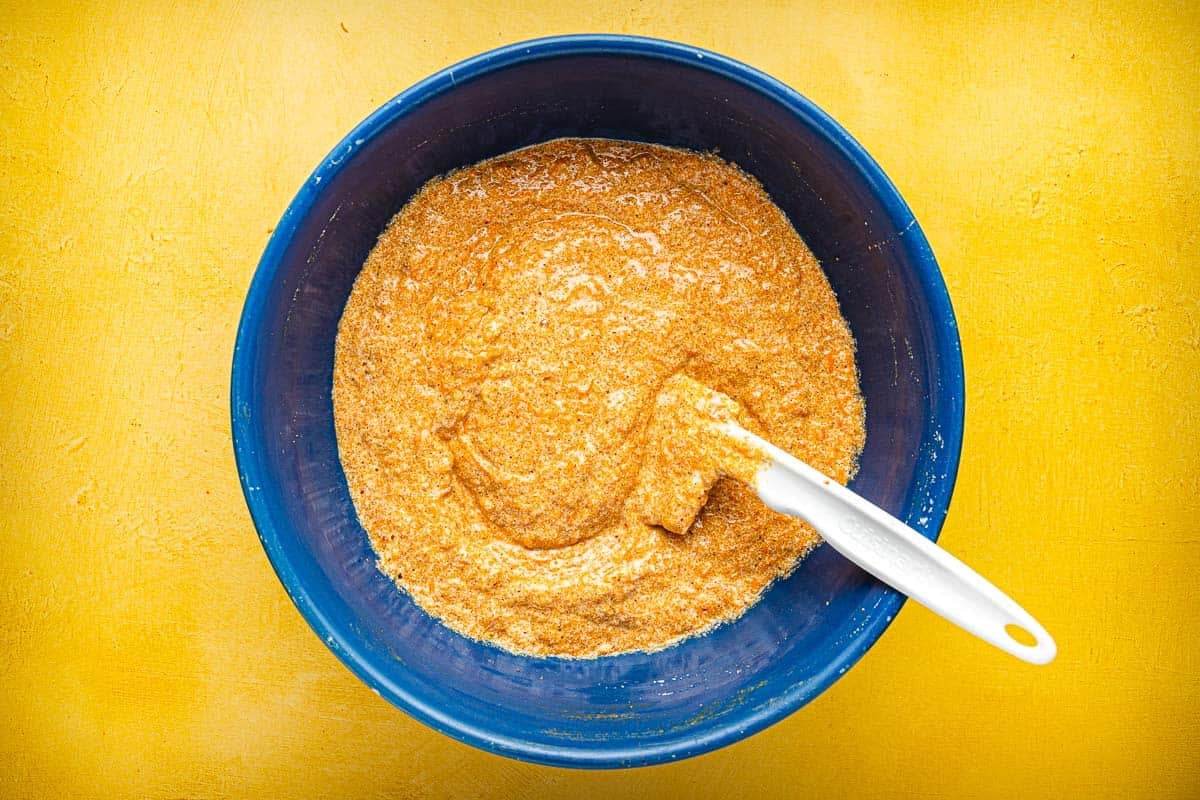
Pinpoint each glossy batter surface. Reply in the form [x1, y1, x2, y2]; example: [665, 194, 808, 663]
[333, 139, 865, 657]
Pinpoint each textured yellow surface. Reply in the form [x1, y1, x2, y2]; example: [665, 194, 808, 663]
[1, 1, 1197, 797]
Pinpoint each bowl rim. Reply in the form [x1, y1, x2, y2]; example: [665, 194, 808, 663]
[231, 33, 965, 768]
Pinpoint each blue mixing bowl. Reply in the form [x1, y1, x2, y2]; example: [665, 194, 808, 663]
[231, 35, 964, 768]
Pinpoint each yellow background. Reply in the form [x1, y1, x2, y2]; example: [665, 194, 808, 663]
[2, 1, 1197, 797]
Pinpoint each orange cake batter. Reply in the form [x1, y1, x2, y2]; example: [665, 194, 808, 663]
[333, 138, 865, 657]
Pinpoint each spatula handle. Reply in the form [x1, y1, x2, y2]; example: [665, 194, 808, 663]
[729, 425, 1056, 665]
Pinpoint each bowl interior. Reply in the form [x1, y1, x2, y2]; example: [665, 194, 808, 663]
[232, 37, 963, 768]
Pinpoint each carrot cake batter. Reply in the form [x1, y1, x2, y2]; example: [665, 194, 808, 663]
[333, 138, 865, 657]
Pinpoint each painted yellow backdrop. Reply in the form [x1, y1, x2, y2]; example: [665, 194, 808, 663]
[1, 1, 1197, 797]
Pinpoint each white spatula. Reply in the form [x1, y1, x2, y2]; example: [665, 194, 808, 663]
[725, 423, 1056, 665]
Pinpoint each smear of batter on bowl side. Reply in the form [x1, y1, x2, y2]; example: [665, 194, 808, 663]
[333, 138, 865, 657]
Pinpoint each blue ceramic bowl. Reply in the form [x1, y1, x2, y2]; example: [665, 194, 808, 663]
[232, 35, 964, 768]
